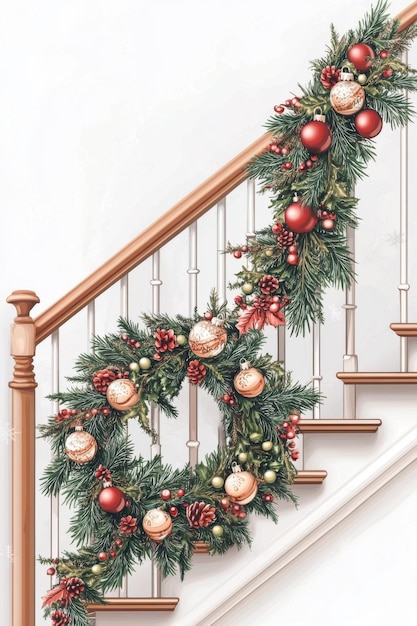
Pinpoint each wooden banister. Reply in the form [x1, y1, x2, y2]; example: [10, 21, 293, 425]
[34, 133, 272, 344]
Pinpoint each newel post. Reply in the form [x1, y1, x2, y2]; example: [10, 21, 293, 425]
[7, 290, 40, 626]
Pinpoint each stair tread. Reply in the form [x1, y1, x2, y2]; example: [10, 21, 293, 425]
[390, 323, 417, 337]
[293, 470, 327, 484]
[336, 372, 417, 384]
[89, 598, 179, 611]
[299, 419, 381, 433]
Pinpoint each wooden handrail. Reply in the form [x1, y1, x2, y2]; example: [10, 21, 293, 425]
[34, 133, 272, 344]
[32, 1, 417, 344]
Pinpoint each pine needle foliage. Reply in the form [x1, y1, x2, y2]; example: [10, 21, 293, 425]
[233, 0, 417, 335]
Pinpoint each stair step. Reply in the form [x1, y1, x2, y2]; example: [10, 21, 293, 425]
[298, 419, 381, 433]
[390, 323, 417, 337]
[89, 598, 179, 612]
[336, 372, 417, 384]
[293, 470, 327, 484]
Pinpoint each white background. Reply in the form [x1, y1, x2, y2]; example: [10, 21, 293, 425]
[1, 1, 417, 625]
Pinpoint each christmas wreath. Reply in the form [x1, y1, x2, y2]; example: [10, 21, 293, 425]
[40, 2, 417, 624]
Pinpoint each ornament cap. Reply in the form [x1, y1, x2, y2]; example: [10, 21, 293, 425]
[211, 315, 225, 327]
[239, 358, 251, 371]
[231, 462, 242, 473]
[313, 107, 326, 123]
[340, 66, 354, 81]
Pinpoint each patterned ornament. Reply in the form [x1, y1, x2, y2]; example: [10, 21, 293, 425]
[106, 378, 139, 411]
[98, 485, 126, 513]
[142, 508, 173, 541]
[234, 359, 265, 398]
[354, 109, 383, 138]
[300, 108, 332, 154]
[284, 195, 318, 234]
[330, 66, 365, 116]
[65, 424, 97, 464]
[188, 317, 227, 359]
[347, 42, 375, 72]
[186, 501, 216, 528]
[224, 463, 258, 505]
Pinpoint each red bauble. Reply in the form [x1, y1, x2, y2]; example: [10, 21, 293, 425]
[354, 109, 383, 138]
[287, 253, 299, 265]
[347, 43, 375, 71]
[284, 197, 318, 234]
[300, 110, 332, 155]
[98, 486, 126, 513]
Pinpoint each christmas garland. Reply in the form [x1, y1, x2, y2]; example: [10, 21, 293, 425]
[40, 3, 417, 625]
[229, 0, 417, 335]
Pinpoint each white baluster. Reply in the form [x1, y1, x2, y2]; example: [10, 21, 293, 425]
[399, 51, 410, 372]
[150, 252, 162, 598]
[187, 223, 200, 468]
[50, 331, 60, 566]
[217, 198, 227, 447]
[246, 179, 256, 248]
[87, 301, 95, 347]
[120, 274, 129, 319]
[312, 318, 322, 419]
[342, 224, 358, 419]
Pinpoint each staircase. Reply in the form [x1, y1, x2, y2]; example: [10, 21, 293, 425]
[6, 2, 417, 625]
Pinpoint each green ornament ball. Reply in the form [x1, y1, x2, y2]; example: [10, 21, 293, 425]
[261, 441, 273, 451]
[241, 282, 254, 295]
[238, 452, 248, 463]
[129, 362, 140, 372]
[176, 334, 187, 346]
[211, 476, 224, 489]
[249, 432, 263, 443]
[139, 357, 152, 370]
[265, 249, 274, 257]
[91, 564, 102, 575]
[212, 524, 224, 537]
[263, 469, 277, 484]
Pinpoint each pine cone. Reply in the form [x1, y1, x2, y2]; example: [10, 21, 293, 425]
[277, 229, 295, 250]
[119, 515, 137, 535]
[94, 464, 112, 483]
[154, 328, 177, 353]
[51, 610, 71, 626]
[65, 577, 85, 599]
[320, 65, 341, 89]
[258, 275, 279, 295]
[187, 360, 207, 385]
[92, 369, 117, 393]
[186, 501, 216, 528]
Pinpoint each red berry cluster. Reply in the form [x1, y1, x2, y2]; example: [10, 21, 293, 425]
[299, 154, 318, 172]
[261, 493, 274, 503]
[320, 207, 337, 231]
[220, 391, 237, 407]
[268, 141, 293, 171]
[274, 95, 301, 113]
[54, 408, 78, 422]
[234, 295, 247, 310]
[286, 243, 299, 266]
[55, 406, 110, 423]
[219, 497, 247, 519]
[120, 333, 141, 350]
[277, 413, 301, 461]
[232, 244, 248, 259]
[97, 536, 125, 563]
[158, 487, 187, 518]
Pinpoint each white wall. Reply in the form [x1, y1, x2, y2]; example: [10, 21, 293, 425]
[0, 1, 415, 625]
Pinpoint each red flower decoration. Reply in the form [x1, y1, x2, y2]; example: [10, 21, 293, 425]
[236, 296, 287, 335]
[154, 328, 177, 353]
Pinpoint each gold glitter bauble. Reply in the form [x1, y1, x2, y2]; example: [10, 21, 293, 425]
[188, 318, 227, 359]
[142, 509, 173, 541]
[330, 67, 365, 116]
[65, 429, 98, 464]
[106, 379, 139, 411]
[233, 360, 265, 398]
[224, 464, 258, 505]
